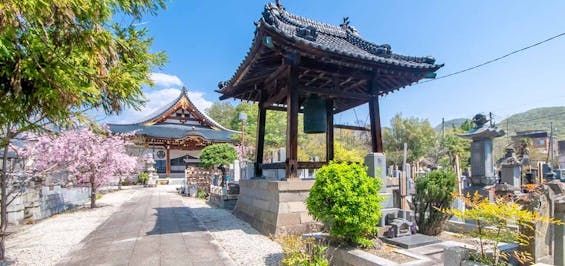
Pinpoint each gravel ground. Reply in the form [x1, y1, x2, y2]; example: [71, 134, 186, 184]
[6, 187, 140, 266]
[181, 197, 283, 266]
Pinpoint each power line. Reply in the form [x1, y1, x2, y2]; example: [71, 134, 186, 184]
[420, 31, 565, 83]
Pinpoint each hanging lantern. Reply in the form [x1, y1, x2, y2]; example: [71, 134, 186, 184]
[303, 94, 327, 134]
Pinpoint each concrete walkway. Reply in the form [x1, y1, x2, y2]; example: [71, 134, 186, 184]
[58, 187, 234, 266]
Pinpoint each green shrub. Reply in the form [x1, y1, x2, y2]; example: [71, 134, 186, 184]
[197, 188, 207, 199]
[413, 169, 457, 236]
[281, 235, 329, 266]
[199, 143, 237, 187]
[306, 162, 383, 247]
[138, 172, 148, 185]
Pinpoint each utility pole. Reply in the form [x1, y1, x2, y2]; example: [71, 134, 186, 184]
[441, 118, 445, 140]
[549, 122, 555, 169]
[239, 112, 247, 159]
[489, 112, 494, 127]
[401, 143, 408, 211]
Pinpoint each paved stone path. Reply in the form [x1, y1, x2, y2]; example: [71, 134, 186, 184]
[58, 187, 234, 266]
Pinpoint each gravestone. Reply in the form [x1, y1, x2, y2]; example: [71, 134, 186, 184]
[500, 148, 521, 189]
[365, 153, 387, 193]
[458, 114, 505, 185]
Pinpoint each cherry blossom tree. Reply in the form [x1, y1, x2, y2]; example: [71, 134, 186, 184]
[21, 128, 138, 208]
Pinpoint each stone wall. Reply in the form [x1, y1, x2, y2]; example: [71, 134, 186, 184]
[233, 179, 322, 236]
[5, 186, 91, 224]
[39, 186, 91, 219]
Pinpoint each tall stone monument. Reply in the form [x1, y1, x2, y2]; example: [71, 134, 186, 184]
[458, 114, 505, 185]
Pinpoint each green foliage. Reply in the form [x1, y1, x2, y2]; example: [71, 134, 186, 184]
[138, 172, 149, 185]
[200, 144, 237, 187]
[413, 169, 457, 236]
[460, 119, 474, 132]
[307, 162, 383, 246]
[199, 144, 238, 169]
[196, 188, 207, 199]
[444, 192, 563, 265]
[0, 0, 167, 136]
[205, 102, 237, 130]
[298, 135, 367, 163]
[334, 141, 365, 163]
[281, 235, 329, 266]
[441, 128, 471, 171]
[383, 114, 436, 166]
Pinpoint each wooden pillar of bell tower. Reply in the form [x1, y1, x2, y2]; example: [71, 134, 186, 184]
[326, 98, 334, 162]
[286, 65, 299, 179]
[368, 78, 383, 153]
[255, 91, 267, 178]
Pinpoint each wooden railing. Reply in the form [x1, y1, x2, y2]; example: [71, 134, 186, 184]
[261, 161, 327, 169]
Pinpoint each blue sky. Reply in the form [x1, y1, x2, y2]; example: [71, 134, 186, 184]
[105, 0, 565, 127]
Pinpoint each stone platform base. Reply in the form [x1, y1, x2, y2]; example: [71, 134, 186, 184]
[233, 179, 322, 236]
[209, 193, 238, 210]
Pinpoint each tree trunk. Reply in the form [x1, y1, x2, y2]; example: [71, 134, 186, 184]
[118, 176, 122, 190]
[90, 176, 96, 208]
[0, 131, 11, 261]
[219, 166, 226, 187]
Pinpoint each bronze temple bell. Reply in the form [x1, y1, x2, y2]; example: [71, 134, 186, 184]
[303, 94, 327, 134]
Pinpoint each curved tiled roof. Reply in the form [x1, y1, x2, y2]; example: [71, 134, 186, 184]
[109, 124, 233, 142]
[259, 2, 438, 68]
[221, 3, 442, 91]
[108, 87, 237, 142]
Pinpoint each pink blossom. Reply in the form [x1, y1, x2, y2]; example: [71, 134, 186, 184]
[21, 128, 138, 187]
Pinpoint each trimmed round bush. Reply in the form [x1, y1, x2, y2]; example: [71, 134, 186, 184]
[306, 162, 383, 247]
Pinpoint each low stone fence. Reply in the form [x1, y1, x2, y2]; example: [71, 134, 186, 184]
[6, 186, 91, 224]
[40, 186, 91, 219]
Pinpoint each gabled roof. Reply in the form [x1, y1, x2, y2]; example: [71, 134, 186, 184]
[108, 87, 237, 142]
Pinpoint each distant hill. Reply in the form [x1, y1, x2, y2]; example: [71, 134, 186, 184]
[492, 106, 565, 160]
[498, 106, 565, 140]
[434, 118, 468, 131]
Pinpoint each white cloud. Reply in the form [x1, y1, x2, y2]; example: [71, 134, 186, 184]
[106, 88, 213, 124]
[186, 90, 213, 111]
[149, 72, 183, 87]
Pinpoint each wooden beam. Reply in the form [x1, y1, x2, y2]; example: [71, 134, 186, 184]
[326, 99, 334, 162]
[339, 77, 353, 87]
[264, 84, 288, 106]
[299, 86, 368, 101]
[305, 72, 325, 87]
[262, 162, 327, 169]
[255, 92, 267, 177]
[368, 77, 383, 153]
[286, 65, 299, 179]
[334, 124, 370, 131]
[298, 59, 373, 80]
